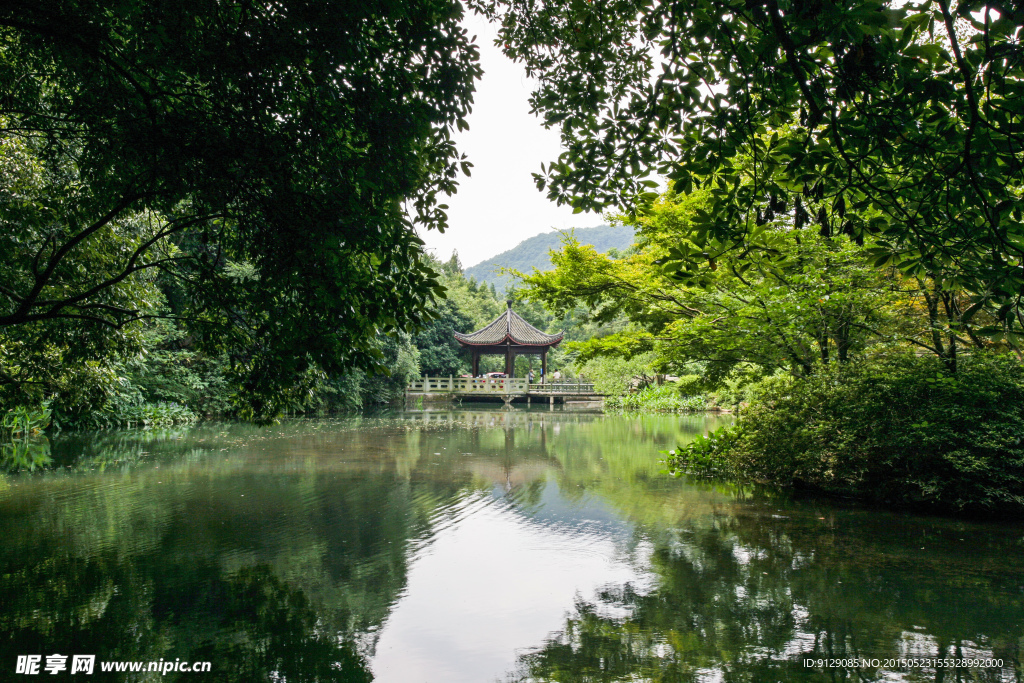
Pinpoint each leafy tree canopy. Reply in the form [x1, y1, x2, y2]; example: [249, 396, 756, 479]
[0, 0, 481, 420]
[476, 0, 1024, 343]
[519, 191, 1004, 387]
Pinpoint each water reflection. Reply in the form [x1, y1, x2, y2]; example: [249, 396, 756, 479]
[0, 436, 51, 471]
[511, 502, 1024, 683]
[0, 408, 1021, 683]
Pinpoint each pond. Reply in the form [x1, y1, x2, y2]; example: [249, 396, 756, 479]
[1, 407, 1022, 682]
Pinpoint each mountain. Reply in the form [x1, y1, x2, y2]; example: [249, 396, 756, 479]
[463, 224, 634, 294]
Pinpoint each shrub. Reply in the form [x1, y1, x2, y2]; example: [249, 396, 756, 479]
[666, 425, 738, 477]
[1, 403, 53, 472]
[579, 352, 659, 396]
[669, 353, 1024, 515]
[1, 403, 51, 438]
[120, 402, 199, 427]
[605, 383, 707, 412]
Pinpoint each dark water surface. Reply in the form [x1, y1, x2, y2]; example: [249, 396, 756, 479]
[2, 408, 1022, 682]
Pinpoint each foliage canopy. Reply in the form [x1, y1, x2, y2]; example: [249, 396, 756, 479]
[671, 353, 1024, 514]
[478, 0, 1024, 341]
[0, 0, 481, 419]
[517, 191, 977, 389]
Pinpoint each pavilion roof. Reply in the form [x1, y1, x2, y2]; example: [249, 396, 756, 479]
[454, 303, 564, 347]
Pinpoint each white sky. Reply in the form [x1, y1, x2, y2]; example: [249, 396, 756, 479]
[417, 13, 604, 269]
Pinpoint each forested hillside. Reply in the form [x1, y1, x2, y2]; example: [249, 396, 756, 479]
[464, 224, 633, 293]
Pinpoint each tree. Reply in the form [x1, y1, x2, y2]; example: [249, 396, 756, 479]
[577, 351, 660, 395]
[354, 333, 422, 405]
[0, 0, 481, 420]
[476, 0, 1024, 347]
[413, 298, 474, 376]
[519, 191, 927, 387]
[442, 272, 504, 331]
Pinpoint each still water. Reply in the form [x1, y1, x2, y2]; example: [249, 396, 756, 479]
[1, 408, 1022, 682]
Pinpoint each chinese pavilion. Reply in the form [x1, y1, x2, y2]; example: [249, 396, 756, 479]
[454, 302, 564, 379]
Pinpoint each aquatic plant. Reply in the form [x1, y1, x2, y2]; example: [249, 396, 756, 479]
[1, 403, 51, 438]
[116, 402, 198, 428]
[0, 403, 53, 471]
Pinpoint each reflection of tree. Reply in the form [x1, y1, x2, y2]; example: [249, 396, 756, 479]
[1, 551, 160, 676]
[10, 413, 1022, 683]
[0, 436, 51, 471]
[516, 594, 675, 683]
[513, 514, 1024, 683]
[46, 423, 251, 470]
[190, 566, 371, 683]
[0, 555, 372, 682]
[510, 410, 1020, 682]
[1, 423, 474, 677]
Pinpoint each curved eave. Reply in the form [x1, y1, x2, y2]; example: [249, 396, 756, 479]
[454, 332, 563, 348]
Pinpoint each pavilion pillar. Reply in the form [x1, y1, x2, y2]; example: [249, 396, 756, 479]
[541, 351, 547, 384]
[472, 351, 479, 377]
[505, 343, 513, 377]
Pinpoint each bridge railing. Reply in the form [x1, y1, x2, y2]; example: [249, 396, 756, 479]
[407, 376, 526, 393]
[531, 380, 596, 394]
[407, 377, 596, 394]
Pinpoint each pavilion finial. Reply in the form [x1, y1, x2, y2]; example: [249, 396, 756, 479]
[506, 299, 513, 309]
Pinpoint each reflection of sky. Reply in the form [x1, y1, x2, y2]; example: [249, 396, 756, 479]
[510, 479, 637, 538]
[371, 478, 655, 683]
